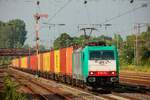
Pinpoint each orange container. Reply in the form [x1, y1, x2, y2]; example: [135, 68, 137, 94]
[30, 55, 37, 71]
[60, 48, 67, 75]
[37, 54, 43, 71]
[17, 58, 20, 68]
[66, 47, 73, 75]
[11, 59, 13, 66]
[50, 51, 54, 73]
[59, 47, 73, 75]
[39, 53, 43, 72]
[12, 59, 18, 67]
[19, 57, 21, 68]
[27, 56, 30, 69]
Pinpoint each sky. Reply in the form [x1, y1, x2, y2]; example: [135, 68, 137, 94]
[0, 0, 150, 48]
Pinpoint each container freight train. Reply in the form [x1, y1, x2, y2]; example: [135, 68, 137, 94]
[11, 43, 119, 89]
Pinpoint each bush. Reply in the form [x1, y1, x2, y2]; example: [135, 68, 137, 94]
[3, 75, 26, 100]
[120, 65, 150, 72]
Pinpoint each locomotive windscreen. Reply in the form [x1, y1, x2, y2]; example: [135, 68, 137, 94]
[89, 50, 114, 60]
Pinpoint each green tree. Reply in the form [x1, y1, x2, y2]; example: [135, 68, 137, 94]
[0, 19, 27, 48]
[120, 26, 150, 65]
[53, 33, 73, 49]
[7, 19, 27, 48]
[53, 33, 113, 49]
[0, 19, 27, 65]
[113, 34, 123, 49]
[139, 26, 150, 65]
[72, 35, 87, 47]
[119, 35, 135, 65]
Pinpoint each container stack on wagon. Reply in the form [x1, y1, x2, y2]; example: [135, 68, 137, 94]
[50, 51, 55, 79]
[12, 58, 20, 68]
[59, 47, 73, 83]
[54, 50, 60, 80]
[30, 55, 37, 72]
[43, 52, 50, 73]
[72, 48, 84, 86]
[38, 54, 43, 72]
[20, 57, 28, 69]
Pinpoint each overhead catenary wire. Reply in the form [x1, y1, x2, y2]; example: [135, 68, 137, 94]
[47, 0, 149, 33]
[116, 23, 149, 36]
[100, 2, 150, 25]
[96, 1, 150, 38]
[26, 0, 150, 47]
[48, 0, 73, 23]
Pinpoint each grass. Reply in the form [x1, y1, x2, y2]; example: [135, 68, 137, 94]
[120, 64, 150, 72]
[2, 75, 27, 100]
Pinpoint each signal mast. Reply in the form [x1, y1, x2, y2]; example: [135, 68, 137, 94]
[33, 1, 48, 74]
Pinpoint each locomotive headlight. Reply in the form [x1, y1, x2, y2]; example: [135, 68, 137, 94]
[112, 71, 115, 75]
[88, 77, 96, 82]
[111, 71, 116, 75]
[90, 71, 94, 75]
[89, 71, 95, 75]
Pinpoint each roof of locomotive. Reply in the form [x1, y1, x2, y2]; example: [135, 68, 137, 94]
[83, 45, 116, 51]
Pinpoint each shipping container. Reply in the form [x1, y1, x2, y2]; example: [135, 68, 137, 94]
[30, 55, 37, 71]
[12, 59, 17, 67]
[21, 57, 28, 69]
[66, 47, 73, 75]
[72, 49, 83, 80]
[39, 53, 43, 72]
[12, 58, 20, 68]
[43, 52, 50, 72]
[37, 54, 43, 71]
[59, 47, 73, 75]
[50, 51, 54, 73]
[54, 50, 60, 74]
[12, 59, 16, 67]
[17, 58, 20, 68]
[60, 48, 66, 75]
[28, 56, 30, 69]
[12, 59, 14, 66]
[19, 57, 21, 68]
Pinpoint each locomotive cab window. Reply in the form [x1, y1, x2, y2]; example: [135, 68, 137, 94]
[89, 50, 114, 60]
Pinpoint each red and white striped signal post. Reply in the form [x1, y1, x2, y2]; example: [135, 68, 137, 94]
[34, 12, 48, 74]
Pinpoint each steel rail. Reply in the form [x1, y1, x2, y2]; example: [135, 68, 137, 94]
[10, 69, 72, 100]
[10, 74, 49, 100]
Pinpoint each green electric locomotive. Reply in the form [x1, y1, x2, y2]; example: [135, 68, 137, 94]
[72, 42, 119, 89]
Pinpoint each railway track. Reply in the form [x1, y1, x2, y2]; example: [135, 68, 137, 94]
[0, 68, 6, 93]
[10, 74, 50, 100]
[10, 68, 150, 100]
[9, 70, 73, 100]
[120, 71, 150, 89]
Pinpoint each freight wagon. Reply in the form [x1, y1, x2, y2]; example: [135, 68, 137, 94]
[11, 42, 119, 89]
